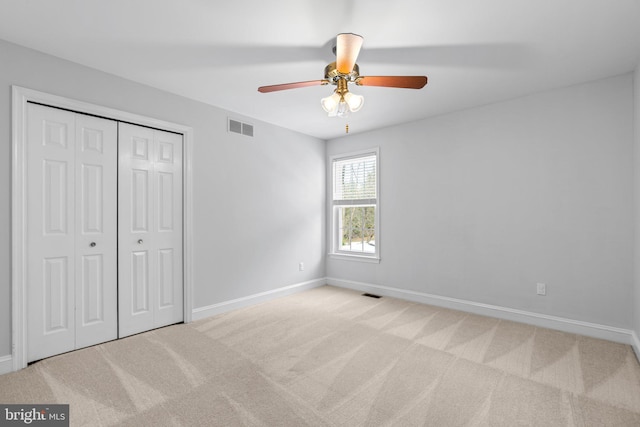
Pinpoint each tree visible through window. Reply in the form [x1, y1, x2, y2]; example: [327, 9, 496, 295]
[339, 206, 375, 253]
[332, 151, 378, 257]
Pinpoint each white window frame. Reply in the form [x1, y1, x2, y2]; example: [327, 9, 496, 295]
[328, 148, 380, 263]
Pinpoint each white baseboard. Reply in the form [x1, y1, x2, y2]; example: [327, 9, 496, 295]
[191, 278, 326, 321]
[4, 276, 640, 373]
[326, 277, 635, 346]
[0, 355, 12, 375]
[632, 331, 640, 363]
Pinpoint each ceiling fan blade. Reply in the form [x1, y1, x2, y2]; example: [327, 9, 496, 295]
[356, 76, 428, 89]
[336, 33, 364, 74]
[258, 80, 328, 93]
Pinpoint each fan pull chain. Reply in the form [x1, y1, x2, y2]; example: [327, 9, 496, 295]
[345, 124, 349, 134]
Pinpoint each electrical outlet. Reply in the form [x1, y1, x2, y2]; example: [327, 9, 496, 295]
[299, 262, 304, 271]
[536, 283, 546, 296]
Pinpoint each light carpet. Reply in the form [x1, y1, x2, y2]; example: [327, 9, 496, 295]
[1, 285, 640, 426]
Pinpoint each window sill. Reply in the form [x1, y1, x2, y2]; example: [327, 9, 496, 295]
[328, 253, 381, 264]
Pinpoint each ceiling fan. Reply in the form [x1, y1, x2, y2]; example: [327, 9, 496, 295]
[258, 33, 428, 118]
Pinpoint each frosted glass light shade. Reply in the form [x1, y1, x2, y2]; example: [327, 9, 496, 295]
[322, 90, 364, 117]
[321, 92, 341, 112]
[343, 92, 364, 112]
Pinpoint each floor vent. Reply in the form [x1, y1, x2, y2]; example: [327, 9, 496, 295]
[362, 293, 382, 299]
[228, 118, 254, 137]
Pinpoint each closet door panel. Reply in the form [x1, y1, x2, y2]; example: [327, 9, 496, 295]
[153, 130, 183, 327]
[119, 124, 155, 337]
[27, 104, 76, 362]
[75, 114, 118, 349]
[118, 123, 183, 337]
[27, 106, 118, 361]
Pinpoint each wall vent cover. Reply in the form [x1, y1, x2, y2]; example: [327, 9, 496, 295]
[228, 118, 254, 137]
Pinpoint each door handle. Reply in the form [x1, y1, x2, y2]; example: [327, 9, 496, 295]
[138, 239, 143, 244]
[90, 242, 96, 247]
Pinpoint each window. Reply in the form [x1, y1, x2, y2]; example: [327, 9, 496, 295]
[330, 149, 379, 260]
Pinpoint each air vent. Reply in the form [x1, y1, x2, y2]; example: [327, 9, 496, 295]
[362, 293, 382, 299]
[228, 118, 254, 137]
[242, 123, 253, 137]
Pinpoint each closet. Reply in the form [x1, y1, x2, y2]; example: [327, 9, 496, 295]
[26, 103, 183, 362]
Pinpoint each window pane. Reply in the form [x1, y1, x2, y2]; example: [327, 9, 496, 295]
[333, 154, 376, 201]
[338, 206, 375, 253]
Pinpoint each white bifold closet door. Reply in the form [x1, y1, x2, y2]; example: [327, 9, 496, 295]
[27, 103, 118, 362]
[118, 123, 184, 338]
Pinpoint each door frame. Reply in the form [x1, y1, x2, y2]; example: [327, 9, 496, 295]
[11, 85, 194, 371]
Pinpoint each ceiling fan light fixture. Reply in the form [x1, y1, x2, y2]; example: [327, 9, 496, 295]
[322, 90, 364, 117]
[321, 91, 341, 113]
[343, 91, 364, 112]
[323, 77, 363, 117]
[325, 95, 344, 118]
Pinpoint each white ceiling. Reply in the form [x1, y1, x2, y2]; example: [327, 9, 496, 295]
[1, 0, 639, 140]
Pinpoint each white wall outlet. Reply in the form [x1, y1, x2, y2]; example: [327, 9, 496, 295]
[536, 283, 546, 296]
[299, 262, 304, 271]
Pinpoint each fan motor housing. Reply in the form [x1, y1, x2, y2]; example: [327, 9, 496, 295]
[324, 62, 360, 83]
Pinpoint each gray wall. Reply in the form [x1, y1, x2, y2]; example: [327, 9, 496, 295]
[0, 39, 326, 357]
[327, 74, 635, 329]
